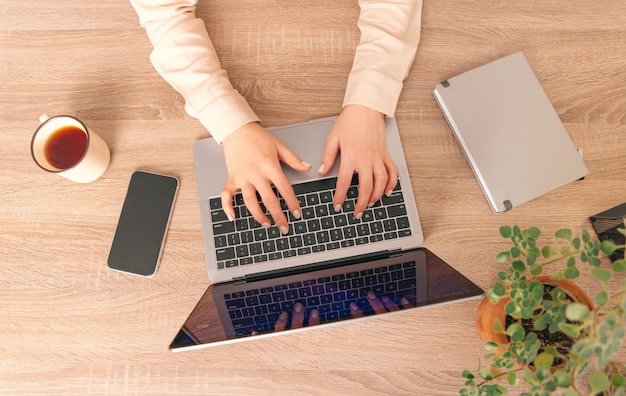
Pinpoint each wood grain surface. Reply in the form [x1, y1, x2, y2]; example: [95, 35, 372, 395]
[1, 0, 625, 394]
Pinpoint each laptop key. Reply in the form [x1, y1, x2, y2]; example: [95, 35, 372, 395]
[216, 247, 235, 261]
[213, 222, 235, 235]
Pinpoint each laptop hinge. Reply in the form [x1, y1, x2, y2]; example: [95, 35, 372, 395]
[239, 249, 399, 284]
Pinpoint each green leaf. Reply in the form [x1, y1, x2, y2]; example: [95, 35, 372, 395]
[591, 267, 612, 284]
[478, 369, 493, 381]
[493, 318, 504, 333]
[511, 260, 526, 273]
[506, 323, 525, 342]
[529, 264, 543, 276]
[493, 282, 506, 297]
[527, 226, 541, 239]
[553, 370, 571, 387]
[534, 352, 554, 369]
[505, 301, 517, 315]
[462, 369, 474, 379]
[596, 290, 609, 307]
[564, 267, 580, 279]
[496, 251, 510, 263]
[613, 259, 626, 273]
[572, 237, 581, 249]
[589, 371, 610, 394]
[484, 341, 499, 351]
[566, 302, 590, 321]
[555, 229, 572, 241]
[562, 390, 580, 396]
[500, 226, 512, 238]
[542, 245, 557, 258]
[600, 240, 617, 255]
[560, 323, 582, 339]
[507, 370, 517, 386]
[612, 373, 626, 388]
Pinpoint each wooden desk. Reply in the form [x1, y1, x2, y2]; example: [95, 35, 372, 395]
[1, 1, 624, 394]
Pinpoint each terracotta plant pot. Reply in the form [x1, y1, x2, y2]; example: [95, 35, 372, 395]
[476, 276, 595, 346]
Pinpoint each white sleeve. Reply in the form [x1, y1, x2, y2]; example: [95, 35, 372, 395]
[343, 0, 423, 116]
[129, 0, 259, 143]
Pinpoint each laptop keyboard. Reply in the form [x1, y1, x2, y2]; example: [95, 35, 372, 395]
[224, 260, 418, 336]
[209, 175, 413, 270]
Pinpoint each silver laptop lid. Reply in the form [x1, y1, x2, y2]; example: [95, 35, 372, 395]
[193, 116, 424, 283]
[433, 52, 588, 213]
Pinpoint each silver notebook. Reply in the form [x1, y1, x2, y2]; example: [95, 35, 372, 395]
[433, 52, 588, 213]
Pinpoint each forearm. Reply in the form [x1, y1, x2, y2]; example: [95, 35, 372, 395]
[344, 0, 423, 116]
[129, 0, 259, 143]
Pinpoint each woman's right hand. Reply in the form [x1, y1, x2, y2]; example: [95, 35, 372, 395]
[221, 122, 312, 234]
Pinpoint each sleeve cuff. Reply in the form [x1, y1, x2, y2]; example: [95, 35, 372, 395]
[193, 90, 260, 144]
[342, 69, 403, 117]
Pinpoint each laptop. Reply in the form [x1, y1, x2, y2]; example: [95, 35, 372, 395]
[193, 116, 424, 284]
[433, 52, 588, 213]
[169, 117, 483, 350]
[170, 247, 484, 350]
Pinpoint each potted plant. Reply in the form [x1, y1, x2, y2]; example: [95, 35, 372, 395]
[460, 223, 626, 395]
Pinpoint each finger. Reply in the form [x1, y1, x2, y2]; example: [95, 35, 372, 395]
[384, 158, 399, 197]
[220, 183, 237, 221]
[381, 296, 400, 312]
[319, 133, 339, 176]
[354, 171, 373, 218]
[276, 141, 313, 172]
[333, 167, 354, 213]
[291, 303, 305, 329]
[256, 183, 289, 234]
[369, 164, 389, 206]
[308, 309, 320, 326]
[241, 185, 270, 228]
[349, 301, 364, 318]
[366, 291, 387, 314]
[275, 311, 289, 332]
[272, 174, 302, 223]
[400, 297, 413, 308]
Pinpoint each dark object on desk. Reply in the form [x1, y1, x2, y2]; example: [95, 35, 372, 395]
[590, 202, 626, 262]
[107, 170, 179, 277]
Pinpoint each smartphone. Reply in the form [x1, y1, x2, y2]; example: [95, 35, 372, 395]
[107, 170, 179, 277]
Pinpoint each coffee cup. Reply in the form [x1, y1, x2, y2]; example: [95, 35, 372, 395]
[31, 115, 111, 183]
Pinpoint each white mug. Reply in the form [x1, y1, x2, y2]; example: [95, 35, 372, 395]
[31, 115, 111, 183]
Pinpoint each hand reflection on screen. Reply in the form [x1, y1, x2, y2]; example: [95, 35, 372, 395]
[253, 291, 414, 336]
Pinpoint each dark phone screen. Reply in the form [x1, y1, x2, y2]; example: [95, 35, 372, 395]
[107, 171, 179, 277]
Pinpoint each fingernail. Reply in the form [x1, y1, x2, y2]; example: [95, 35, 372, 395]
[294, 303, 302, 313]
[381, 296, 390, 304]
[367, 291, 376, 300]
[367, 202, 374, 208]
[293, 210, 301, 219]
[385, 190, 393, 197]
[226, 213, 234, 222]
[311, 310, 319, 319]
[302, 161, 312, 168]
[262, 222, 271, 229]
[279, 311, 288, 320]
[280, 226, 289, 235]
[350, 302, 359, 311]
[401, 297, 410, 305]
[334, 204, 342, 213]
[355, 212, 363, 220]
[317, 164, 325, 174]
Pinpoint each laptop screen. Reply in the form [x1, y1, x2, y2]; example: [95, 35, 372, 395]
[170, 248, 483, 351]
